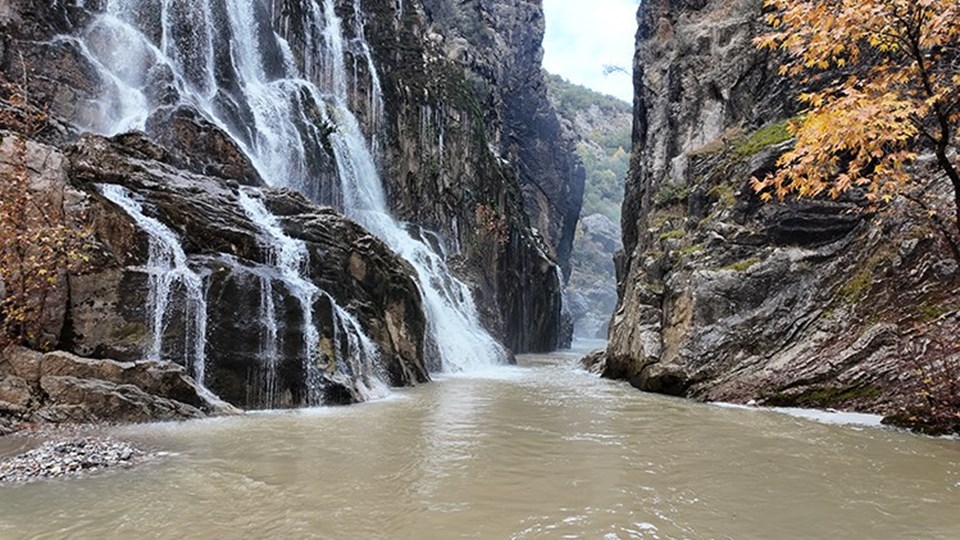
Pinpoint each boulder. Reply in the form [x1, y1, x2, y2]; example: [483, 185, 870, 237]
[0, 346, 239, 424]
[144, 105, 265, 187]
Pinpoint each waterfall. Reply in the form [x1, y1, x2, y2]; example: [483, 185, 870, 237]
[257, 272, 279, 408]
[79, 0, 507, 374]
[97, 184, 208, 385]
[237, 190, 323, 404]
[238, 190, 388, 404]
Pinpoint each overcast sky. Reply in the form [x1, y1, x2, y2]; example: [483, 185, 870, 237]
[542, 0, 639, 103]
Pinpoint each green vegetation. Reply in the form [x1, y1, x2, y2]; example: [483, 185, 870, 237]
[687, 119, 795, 162]
[918, 302, 949, 322]
[545, 72, 632, 223]
[722, 257, 762, 273]
[765, 385, 882, 408]
[544, 72, 633, 118]
[680, 244, 704, 257]
[732, 119, 794, 158]
[840, 267, 873, 303]
[837, 247, 895, 305]
[655, 183, 690, 208]
[659, 229, 686, 241]
[707, 182, 736, 208]
[579, 144, 630, 221]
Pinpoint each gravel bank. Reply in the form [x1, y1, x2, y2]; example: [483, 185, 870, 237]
[0, 437, 147, 484]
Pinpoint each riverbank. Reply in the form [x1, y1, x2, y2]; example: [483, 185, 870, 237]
[580, 346, 960, 437]
[0, 436, 147, 484]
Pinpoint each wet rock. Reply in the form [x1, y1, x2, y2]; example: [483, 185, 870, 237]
[580, 349, 607, 376]
[599, 0, 960, 431]
[0, 124, 429, 412]
[144, 105, 265, 187]
[65, 132, 429, 408]
[355, 0, 576, 352]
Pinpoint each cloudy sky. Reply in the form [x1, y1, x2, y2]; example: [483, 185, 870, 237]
[542, 0, 639, 103]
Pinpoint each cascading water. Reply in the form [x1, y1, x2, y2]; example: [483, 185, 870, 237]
[237, 190, 324, 404]
[97, 184, 208, 384]
[256, 270, 279, 407]
[78, 0, 507, 374]
[238, 190, 388, 403]
[309, 0, 508, 369]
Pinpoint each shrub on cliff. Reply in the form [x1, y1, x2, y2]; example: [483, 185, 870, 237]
[0, 79, 90, 350]
[753, 0, 960, 258]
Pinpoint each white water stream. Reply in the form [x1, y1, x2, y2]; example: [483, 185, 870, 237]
[237, 190, 388, 404]
[79, 0, 506, 376]
[96, 184, 208, 385]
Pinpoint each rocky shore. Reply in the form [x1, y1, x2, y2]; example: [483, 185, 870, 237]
[0, 433, 149, 484]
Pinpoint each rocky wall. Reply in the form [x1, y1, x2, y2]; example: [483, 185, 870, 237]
[598, 0, 960, 432]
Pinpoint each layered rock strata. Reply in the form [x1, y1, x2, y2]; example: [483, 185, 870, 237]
[597, 0, 960, 432]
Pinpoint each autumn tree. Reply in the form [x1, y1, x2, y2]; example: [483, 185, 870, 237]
[752, 0, 960, 255]
[0, 76, 90, 349]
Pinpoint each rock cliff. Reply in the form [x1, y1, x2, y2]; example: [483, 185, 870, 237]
[0, 0, 582, 424]
[353, 0, 584, 351]
[597, 0, 960, 433]
[1, 130, 429, 410]
[545, 74, 632, 339]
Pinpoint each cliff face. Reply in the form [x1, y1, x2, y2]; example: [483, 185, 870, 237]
[0, 0, 582, 422]
[545, 74, 632, 338]
[600, 0, 960, 430]
[347, 0, 583, 351]
[0, 127, 430, 410]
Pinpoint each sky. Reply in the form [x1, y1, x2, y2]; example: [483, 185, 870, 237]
[542, 0, 639, 103]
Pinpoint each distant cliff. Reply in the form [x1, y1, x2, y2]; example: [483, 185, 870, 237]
[545, 73, 631, 338]
[594, 0, 960, 434]
[348, 0, 584, 351]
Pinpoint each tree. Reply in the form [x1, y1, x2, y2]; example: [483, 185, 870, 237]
[0, 76, 90, 349]
[752, 0, 960, 255]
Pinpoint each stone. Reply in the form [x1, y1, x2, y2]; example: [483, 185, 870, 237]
[0, 346, 239, 424]
[358, 0, 578, 352]
[144, 105, 265, 187]
[0, 374, 34, 413]
[37, 376, 204, 423]
[0, 437, 147, 484]
[62, 132, 430, 408]
[598, 0, 960, 433]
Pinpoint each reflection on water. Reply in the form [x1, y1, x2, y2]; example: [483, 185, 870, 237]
[0, 343, 958, 539]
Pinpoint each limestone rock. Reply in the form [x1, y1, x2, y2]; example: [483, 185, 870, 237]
[64, 132, 430, 408]
[601, 0, 960, 431]
[355, 0, 578, 352]
[1, 346, 238, 424]
[144, 105, 265, 187]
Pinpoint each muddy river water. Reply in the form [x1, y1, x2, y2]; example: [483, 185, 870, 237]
[1, 345, 958, 539]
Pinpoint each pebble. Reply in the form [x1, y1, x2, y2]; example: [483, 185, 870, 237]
[0, 437, 146, 484]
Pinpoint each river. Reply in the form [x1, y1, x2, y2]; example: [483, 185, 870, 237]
[1, 342, 958, 539]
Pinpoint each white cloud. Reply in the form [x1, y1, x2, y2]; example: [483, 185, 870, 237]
[542, 0, 639, 102]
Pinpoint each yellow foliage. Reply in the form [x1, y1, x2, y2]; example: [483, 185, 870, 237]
[0, 79, 92, 349]
[753, 0, 960, 231]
